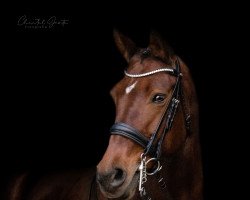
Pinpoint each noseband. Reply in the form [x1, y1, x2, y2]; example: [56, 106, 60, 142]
[110, 59, 182, 159]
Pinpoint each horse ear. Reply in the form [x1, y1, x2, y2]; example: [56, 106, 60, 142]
[113, 29, 137, 62]
[149, 31, 174, 63]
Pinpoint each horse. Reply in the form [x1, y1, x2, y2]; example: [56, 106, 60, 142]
[5, 30, 203, 200]
[96, 30, 203, 200]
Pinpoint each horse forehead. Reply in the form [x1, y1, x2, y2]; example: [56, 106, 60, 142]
[125, 81, 138, 94]
[128, 57, 166, 72]
[122, 73, 172, 96]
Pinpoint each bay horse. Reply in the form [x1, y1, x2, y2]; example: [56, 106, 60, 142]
[6, 30, 203, 200]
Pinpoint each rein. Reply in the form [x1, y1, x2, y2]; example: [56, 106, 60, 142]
[109, 58, 189, 199]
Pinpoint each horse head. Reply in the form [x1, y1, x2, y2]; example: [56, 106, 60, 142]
[97, 30, 203, 200]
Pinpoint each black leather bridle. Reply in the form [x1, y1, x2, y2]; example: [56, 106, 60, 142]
[110, 59, 183, 159]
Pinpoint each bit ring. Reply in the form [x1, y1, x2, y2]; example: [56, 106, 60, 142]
[146, 158, 161, 176]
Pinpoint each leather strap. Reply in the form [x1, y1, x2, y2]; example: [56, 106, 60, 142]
[144, 59, 181, 158]
[110, 123, 149, 148]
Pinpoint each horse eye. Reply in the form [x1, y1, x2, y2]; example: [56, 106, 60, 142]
[152, 94, 166, 103]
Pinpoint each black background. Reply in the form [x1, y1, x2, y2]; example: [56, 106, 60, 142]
[1, 1, 246, 199]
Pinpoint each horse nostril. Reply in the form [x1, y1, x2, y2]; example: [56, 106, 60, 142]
[114, 168, 124, 180]
[97, 168, 126, 191]
[110, 168, 126, 187]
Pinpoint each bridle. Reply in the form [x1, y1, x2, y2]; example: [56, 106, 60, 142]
[110, 58, 182, 159]
[109, 58, 187, 198]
